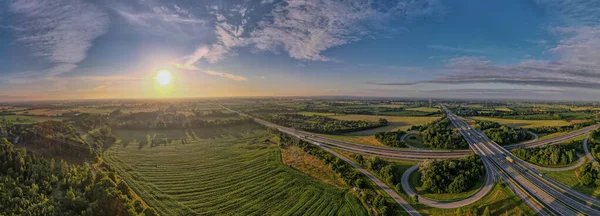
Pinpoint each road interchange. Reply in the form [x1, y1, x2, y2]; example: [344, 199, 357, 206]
[444, 105, 600, 215]
[230, 106, 600, 214]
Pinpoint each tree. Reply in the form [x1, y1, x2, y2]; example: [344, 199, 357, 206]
[581, 172, 596, 186]
[412, 195, 419, 203]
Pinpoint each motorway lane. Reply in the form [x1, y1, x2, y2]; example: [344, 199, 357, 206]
[446, 107, 600, 215]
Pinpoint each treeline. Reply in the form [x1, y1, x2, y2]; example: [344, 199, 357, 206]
[0, 138, 158, 215]
[529, 120, 597, 134]
[301, 105, 440, 116]
[272, 129, 399, 215]
[374, 131, 406, 147]
[115, 118, 252, 129]
[419, 154, 485, 194]
[511, 141, 581, 166]
[265, 114, 387, 134]
[419, 117, 468, 149]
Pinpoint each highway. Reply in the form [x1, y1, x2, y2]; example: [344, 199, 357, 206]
[444, 105, 600, 215]
[505, 123, 600, 150]
[253, 118, 471, 160]
[227, 106, 599, 161]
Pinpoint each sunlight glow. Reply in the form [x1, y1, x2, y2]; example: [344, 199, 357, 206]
[156, 70, 173, 85]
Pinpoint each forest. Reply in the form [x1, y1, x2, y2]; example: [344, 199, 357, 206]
[0, 138, 158, 215]
[419, 117, 468, 149]
[511, 141, 581, 166]
[374, 131, 406, 147]
[265, 114, 387, 134]
[418, 154, 485, 194]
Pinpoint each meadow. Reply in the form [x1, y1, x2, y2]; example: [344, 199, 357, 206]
[104, 123, 366, 216]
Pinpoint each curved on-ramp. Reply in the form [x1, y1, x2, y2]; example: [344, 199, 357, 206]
[584, 136, 595, 162]
[400, 163, 494, 209]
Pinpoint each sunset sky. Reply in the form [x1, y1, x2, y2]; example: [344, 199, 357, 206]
[1, 0, 600, 101]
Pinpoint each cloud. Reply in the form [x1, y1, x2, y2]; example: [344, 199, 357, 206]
[427, 44, 489, 54]
[533, 0, 600, 26]
[112, 0, 207, 39]
[10, 0, 109, 76]
[368, 26, 600, 90]
[173, 64, 247, 81]
[184, 0, 442, 66]
[204, 71, 247, 81]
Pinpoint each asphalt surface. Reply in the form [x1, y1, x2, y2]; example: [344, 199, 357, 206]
[505, 124, 600, 150]
[444, 105, 600, 216]
[400, 132, 422, 150]
[584, 136, 595, 162]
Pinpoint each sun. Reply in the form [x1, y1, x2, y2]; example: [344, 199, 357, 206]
[155, 70, 172, 85]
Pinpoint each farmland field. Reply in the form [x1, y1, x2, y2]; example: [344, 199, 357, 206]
[471, 116, 582, 128]
[330, 115, 439, 135]
[405, 107, 439, 112]
[104, 123, 366, 215]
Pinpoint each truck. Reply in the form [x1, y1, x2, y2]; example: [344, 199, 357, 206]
[506, 156, 514, 163]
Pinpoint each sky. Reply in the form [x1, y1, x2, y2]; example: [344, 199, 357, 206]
[1, 0, 600, 101]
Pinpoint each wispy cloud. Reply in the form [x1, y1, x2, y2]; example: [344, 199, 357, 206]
[112, 0, 207, 39]
[370, 7, 600, 91]
[173, 63, 247, 81]
[183, 0, 442, 66]
[10, 0, 109, 77]
[204, 70, 247, 81]
[427, 44, 489, 54]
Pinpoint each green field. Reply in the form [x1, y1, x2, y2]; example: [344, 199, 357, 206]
[104, 124, 366, 215]
[471, 116, 582, 128]
[541, 168, 600, 199]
